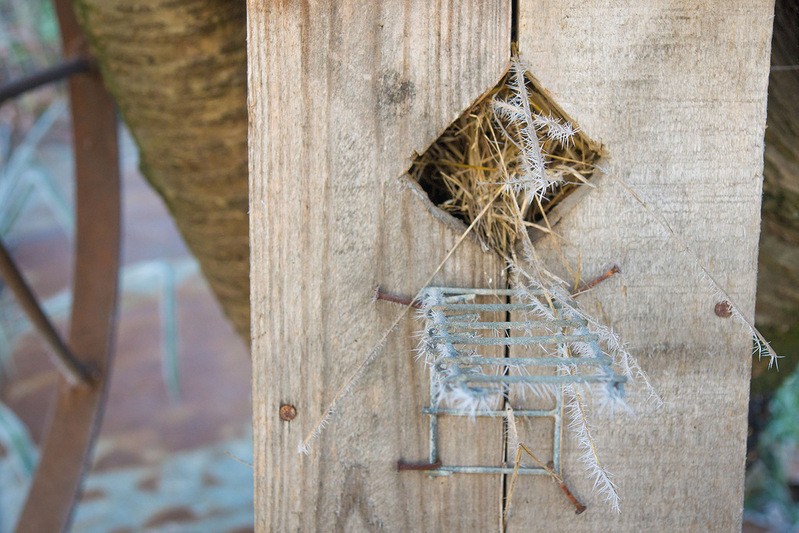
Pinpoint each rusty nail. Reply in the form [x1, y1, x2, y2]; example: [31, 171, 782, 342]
[573, 265, 621, 295]
[559, 480, 588, 515]
[714, 301, 732, 318]
[373, 286, 422, 309]
[541, 457, 586, 515]
[397, 458, 443, 471]
[279, 404, 297, 421]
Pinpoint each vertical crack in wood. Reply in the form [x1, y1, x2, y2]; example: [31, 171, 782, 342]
[500, 291, 512, 531]
[510, 0, 519, 54]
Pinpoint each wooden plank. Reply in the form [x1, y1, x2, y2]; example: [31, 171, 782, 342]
[505, 1, 773, 530]
[248, 2, 511, 530]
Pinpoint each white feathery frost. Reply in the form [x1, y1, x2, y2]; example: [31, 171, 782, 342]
[515, 263, 662, 409]
[564, 381, 621, 513]
[505, 404, 521, 460]
[535, 113, 578, 144]
[417, 287, 500, 416]
[508, 253, 657, 512]
[491, 59, 577, 200]
[508, 365, 560, 402]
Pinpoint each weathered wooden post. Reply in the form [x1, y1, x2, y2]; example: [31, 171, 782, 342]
[248, 2, 773, 530]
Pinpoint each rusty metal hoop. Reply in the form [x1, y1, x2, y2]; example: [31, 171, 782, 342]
[4, 1, 122, 531]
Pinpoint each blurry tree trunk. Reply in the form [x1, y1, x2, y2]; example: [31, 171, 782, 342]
[754, 0, 799, 378]
[72, 0, 250, 339]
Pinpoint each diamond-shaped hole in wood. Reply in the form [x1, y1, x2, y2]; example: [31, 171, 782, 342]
[409, 67, 603, 255]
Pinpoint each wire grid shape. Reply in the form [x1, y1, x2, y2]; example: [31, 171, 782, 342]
[418, 286, 626, 476]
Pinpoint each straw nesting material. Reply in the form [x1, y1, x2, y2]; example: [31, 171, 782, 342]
[410, 70, 602, 258]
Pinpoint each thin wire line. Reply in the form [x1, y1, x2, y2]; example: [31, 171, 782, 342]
[299, 186, 505, 454]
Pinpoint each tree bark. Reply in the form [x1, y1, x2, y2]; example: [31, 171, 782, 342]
[73, 0, 250, 338]
[756, 0, 799, 334]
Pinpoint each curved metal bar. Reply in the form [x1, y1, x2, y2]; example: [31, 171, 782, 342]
[15, 1, 121, 531]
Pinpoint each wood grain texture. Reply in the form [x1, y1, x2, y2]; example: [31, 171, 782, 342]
[248, 2, 510, 531]
[505, 1, 773, 530]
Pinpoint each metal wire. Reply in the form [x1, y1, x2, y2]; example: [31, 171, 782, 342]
[416, 286, 626, 477]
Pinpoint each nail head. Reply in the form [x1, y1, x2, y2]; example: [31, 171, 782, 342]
[279, 404, 297, 421]
[714, 301, 732, 318]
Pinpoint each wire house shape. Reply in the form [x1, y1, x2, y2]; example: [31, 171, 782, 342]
[416, 286, 627, 476]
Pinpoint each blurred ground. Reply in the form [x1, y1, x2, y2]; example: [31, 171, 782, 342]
[0, 113, 253, 531]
